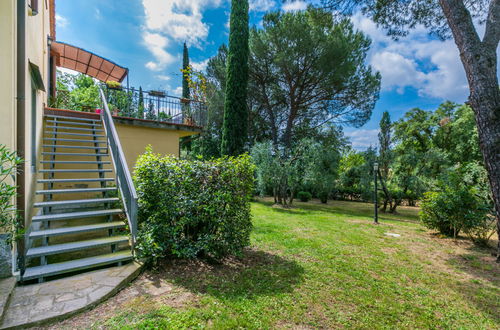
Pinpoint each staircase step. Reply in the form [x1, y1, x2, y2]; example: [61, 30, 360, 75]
[40, 169, 112, 173]
[42, 152, 109, 157]
[45, 125, 104, 132]
[22, 251, 133, 280]
[40, 160, 111, 164]
[45, 115, 101, 122]
[43, 145, 108, 150]
[46, 119, 102, 127]
[32, 209, 123, 222]
[29, 221, 125, 238]
[44, 131, 106, 138]
[38, 178, 115, 183]
[44, 137, 107, 143]
[26, 236, 129, 258]
[34, 197, 119, 208]
[36, 187, 117, 195]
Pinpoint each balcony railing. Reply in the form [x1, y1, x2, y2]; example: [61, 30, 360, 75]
[104, 86, 207, 127]
[49, 86, 208, 127]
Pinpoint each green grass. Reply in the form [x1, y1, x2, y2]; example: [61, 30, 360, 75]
[58, 200, 499, 329]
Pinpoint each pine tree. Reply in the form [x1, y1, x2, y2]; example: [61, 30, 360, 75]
[220, 0, 249, 156]
[182, 42, 190, 100]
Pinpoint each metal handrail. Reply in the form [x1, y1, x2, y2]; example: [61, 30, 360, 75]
[98, 88, 138, 249]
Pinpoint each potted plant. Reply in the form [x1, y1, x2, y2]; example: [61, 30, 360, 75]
[106, 80, 122, 90]
[183, 116, 195, 125]
[149, 90, 166, 98]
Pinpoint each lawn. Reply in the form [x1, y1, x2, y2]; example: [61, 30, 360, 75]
[50, 200, 499, 329]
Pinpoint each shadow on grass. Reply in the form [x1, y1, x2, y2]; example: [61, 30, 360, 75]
[257, 200, 419, 224]
[447, 244, 499, 284]
[152, 249, 305, 300]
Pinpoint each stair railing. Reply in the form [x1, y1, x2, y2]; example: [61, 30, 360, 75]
[98, 88, 138, 250]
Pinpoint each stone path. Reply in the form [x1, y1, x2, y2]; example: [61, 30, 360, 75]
[0, 278, 16, 325]
[0, 262, 142, 329]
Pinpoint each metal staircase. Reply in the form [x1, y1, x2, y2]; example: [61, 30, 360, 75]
[22, 112, 135, 282]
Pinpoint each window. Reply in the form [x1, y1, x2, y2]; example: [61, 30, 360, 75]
[28, 0, 38, 16]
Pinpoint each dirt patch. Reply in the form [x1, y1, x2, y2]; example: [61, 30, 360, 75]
[401, 229, 499, 285]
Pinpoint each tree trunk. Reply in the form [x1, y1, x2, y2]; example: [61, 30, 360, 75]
[439, 0, 500, 261]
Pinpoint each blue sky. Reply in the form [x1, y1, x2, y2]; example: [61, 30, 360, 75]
[55, 0, 494, 149]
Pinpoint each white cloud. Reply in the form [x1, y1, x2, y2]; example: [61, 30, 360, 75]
[191, 59, 209, 72]
[141, 0, 220, 73]
[143, 32, 176, 71]
[370, 51, 425, 94]
[55, 14, 68, 28]
[250, 0, 276, 12]
[156, 75, 171, 81]
[351, 12, 469, 102]
[173, 86, 183, 96]
[142, 0, 220, 46]
[282, 1, 307, 12]
[345, 129, 380, 150]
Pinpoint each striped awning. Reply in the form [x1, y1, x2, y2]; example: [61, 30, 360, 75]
[51, 41, 128, 83]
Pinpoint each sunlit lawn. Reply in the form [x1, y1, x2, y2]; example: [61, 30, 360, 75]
[51, 199, 499, 329]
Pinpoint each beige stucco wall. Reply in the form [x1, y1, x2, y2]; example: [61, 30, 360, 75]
[25, 0, 51, 223]
[0, 0, 51, 230]
[115, 123, 190, 172]
[0, 0, 17, 152]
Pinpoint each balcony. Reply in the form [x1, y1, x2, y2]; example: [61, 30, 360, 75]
[50, 85, 208, 128]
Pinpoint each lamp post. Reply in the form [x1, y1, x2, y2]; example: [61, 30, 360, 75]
[373, 162, 379, 224]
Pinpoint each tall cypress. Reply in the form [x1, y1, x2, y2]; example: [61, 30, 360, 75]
[182, 42, 190, 99]
[138, 86, 144, 118]
[220, 0, 249, 156]
[378, 111, 392, 180]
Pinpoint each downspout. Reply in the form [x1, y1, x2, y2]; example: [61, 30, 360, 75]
[16, 0, 26, 276]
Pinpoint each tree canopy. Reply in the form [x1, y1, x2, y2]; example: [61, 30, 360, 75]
[248, 8, 381, 149]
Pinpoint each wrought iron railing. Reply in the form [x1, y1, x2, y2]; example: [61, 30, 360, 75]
[98, 88, 138, 248]
[49, 86, 208, 127]
[104, 85, 208, 127]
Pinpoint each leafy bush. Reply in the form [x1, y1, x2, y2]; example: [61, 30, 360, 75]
[0, 145, 23, 239]
[420, 188, 490, 238]
[319, 191, 328, 204]
[297, 191, 312, 202]
[134, 148, 255, 261]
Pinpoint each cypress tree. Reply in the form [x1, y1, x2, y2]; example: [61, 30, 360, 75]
[378, 111, 392, 180]
[220, 0, 249, 156]
[138, 86, 144, 118]
[182, 42, 190, 100]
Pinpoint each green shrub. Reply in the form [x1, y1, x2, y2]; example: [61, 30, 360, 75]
[0, 144, 23, 239]
[319, 191, 328, 204]
[420, 188, 490, 238]
[297, 191, 312, 202]
[134, 148, 255, 261]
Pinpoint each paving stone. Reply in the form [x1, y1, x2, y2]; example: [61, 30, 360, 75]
[0, 262, 142, 329]
[0, 234, 12, 279]
[0, 277, 15, 322]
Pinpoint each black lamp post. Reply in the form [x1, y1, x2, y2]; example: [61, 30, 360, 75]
[373, 162, 379, 224]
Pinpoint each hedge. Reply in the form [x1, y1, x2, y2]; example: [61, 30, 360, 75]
[134, 147, 255, 261]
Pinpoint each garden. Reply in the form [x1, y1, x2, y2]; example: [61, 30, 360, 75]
[2, 0, 499, 328]
[47, 199, 499, 329]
